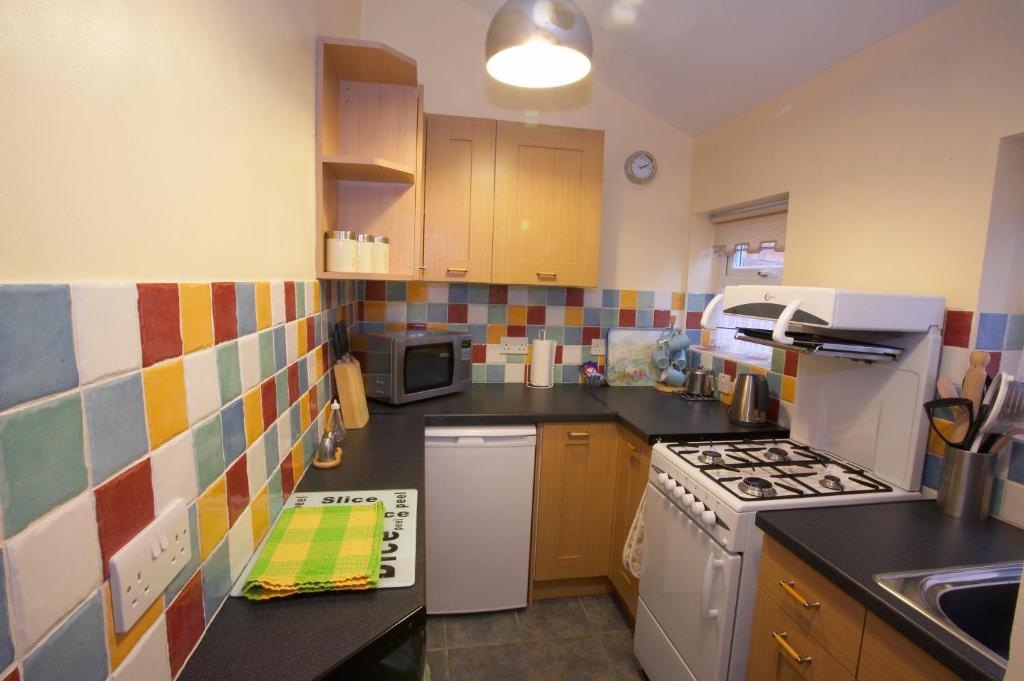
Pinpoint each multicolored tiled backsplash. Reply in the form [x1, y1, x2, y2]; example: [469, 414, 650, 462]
[0, 280, 357, 681]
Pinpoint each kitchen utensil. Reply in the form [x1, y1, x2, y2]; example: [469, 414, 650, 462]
[969, 373, 1023, 451]
[332, 322, 350, 359]
[727, 373, 769, 426]
[962, 351, 991, 415]
[988, 427, 1024, 456]
[936, 375, 971, 444]
[936, 444, 997, 520]
[685, 368, 708, 396]
[923, 397, 975, 448]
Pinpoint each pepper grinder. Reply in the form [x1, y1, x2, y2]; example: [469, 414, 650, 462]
[313, 401, 345, 469]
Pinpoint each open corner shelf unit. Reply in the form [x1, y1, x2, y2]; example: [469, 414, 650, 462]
[315, 38, 424, 281]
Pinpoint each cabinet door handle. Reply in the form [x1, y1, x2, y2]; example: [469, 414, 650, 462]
[536, 272, 558, 280]
[625, 441, 640, 452]
[567, 431, 590, 439]
[446, 267, 468, 274]
[779, 580, 820, 609]
[772, 631, 812, 665]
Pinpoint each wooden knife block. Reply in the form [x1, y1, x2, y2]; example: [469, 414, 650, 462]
[333, 359, 369, 429]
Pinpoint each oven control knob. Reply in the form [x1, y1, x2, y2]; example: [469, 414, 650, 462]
[701, 510, 717, 526]
[683, 492, 695, 505]
[691, 500, 705, 513]
[672, 486, 686, 501]
[657, 472, 669, 486]
[662, 478, 677, 493]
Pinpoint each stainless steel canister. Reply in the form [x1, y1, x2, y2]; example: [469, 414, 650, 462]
[936, 445, 997, 520]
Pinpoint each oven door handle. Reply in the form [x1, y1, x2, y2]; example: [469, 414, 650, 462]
[700, 554, 724, 620]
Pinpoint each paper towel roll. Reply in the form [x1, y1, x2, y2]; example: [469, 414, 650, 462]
[528, 339, 557, 388]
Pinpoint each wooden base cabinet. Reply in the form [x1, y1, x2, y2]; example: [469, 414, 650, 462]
[606, 427, 651, 618]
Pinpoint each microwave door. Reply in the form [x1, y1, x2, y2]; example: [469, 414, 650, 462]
[401, 343, 456, 399]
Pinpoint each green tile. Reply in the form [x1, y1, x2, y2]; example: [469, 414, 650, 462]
[215, 341, 242, 405]
[488, 305, 507, 324]
[507, 355, 525, 364]
[192, 414, 224, 491]
[386, 282, 407, 301]
[275, 370, 289, 415]
[295, 282, 306, 318]
[258, 331, 275, 381]
[472, 364, 486, 383]
[0, 392, 87, 536]
[637, 291, 655, 309]
[771, 349, 786, 374]
[408, 303, 427, 323]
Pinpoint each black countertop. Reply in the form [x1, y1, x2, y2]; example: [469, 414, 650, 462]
[179, 415, 427, 681]
[756, 501, 1024, 681]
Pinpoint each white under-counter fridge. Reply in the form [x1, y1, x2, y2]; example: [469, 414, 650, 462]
[424, 425, 537, 614]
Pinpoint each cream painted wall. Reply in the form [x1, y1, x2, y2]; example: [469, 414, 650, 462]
[977, 135, 1024, 313]
[360, 0, 693, 293]
[690, 0, 1024, 310]
[0, 0, 361, 282]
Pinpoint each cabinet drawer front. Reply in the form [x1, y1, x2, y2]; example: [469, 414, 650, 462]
[747, 589, 854, 681]
[758, 538, 865, 674]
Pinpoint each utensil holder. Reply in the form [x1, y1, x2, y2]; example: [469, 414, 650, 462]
[936, 445, 996, 520]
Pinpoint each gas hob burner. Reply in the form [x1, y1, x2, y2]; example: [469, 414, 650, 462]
[698, 450, 723, 465]
[763, 447, 790, 462]
[738, 476, 777, 498]
[821, 474, 844, 491]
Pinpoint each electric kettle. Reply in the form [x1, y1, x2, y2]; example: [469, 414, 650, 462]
[727, 373, 769, 426]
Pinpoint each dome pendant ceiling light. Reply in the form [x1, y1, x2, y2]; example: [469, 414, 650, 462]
[485, 0, 593, 88]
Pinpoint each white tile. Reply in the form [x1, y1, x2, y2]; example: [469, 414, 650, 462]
[583, 288, 603, 308]
[653, 290, 672, 309]
[150, 431, 198, 510]
[71, 284, 142, 384]
[1001, 350, 1022, 375]
[485, 345, 504, 363]
[938, 346, 969, 386]
[468, 304, 488, 325]
[227, 507, 254, 582]
[111, 615, 171, 681]
[385, 302, 406, 323]
[276, 415, 291, 463]
[546, 306, 565, 326]
[508, 286, 528, 306]
[562, 345, 582, 364]
[183, 348, 219, 424]
[504, 364, 525, 383]
[304, 281, 315, 314]
[427, 284, 448, 303]
[238, 334, 260, 392]
[995, 479, 1024, 528]
[270, 282, 286, 327]
[307, 356, 319, 388]
[7, 494, 102, 650]
[285, 321, 298, 363]
[247, 439, 267, 500]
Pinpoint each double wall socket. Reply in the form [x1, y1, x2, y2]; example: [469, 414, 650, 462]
[499, 336, 529, 355]
[109, 499, 191, 633]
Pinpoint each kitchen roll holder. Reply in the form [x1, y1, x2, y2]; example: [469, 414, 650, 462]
[527, 330, 557, 389]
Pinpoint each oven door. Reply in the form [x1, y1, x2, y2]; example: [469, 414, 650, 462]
[638, 483, 742, 681]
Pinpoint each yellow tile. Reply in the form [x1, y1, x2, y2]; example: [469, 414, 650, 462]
[179, 283, 213, 353]
[508, 306, 526, 324]
[701, 329, 712, 345]
[300, 394, 311, 432]
[198, 476, 228, 561]
[487, 325, 504, 344]
[143, 359, 188, 448]
[426, 323, 447, 331]
[927, 417, 955, 455]
[364, 301, 385, 321]
[751, 366, 767, 376]
[255, 281, 272, 330]
[101, 582, 162, 669]
[291, 444, 304, 482]
[672, 292, 685, 310]
[564, 307, 583, 326]
[781, 375, 797, 403]
[619, 290, 638, 309]
[243, 388, 264, 447]
[296, 318, 308, 356]
[251, 485, 270, 544]
[385, 322, 406, 332]
[312, 282, 321, 313]
[407, 282, 428, 302]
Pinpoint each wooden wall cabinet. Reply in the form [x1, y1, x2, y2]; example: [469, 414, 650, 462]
[606, 426, 651, 619]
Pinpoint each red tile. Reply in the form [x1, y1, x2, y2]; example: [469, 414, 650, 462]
[488, 285, 508, 305]
[619, 309, 636, 327]
[685, 311, 703, 330]
[472, 344, 486, 363]
[767, 397, 780, 424]
[356, 300, 365, 321]
[944, 309, 973, 348]
[364, 281, 387, 301]
[260, 378, 277, 426]
[320, 344, 329, 375]
[284, 281, 296, 322]
[3, 669, 20, 681]
[280, 458, 295, 498]
[288, 364, 299, 404]
[211, 282, 238, 344]
[565, 287, 584, 307]
[986, 351, 1002, 379]
[783, 351, 799, 377]
[724, 360, 737, 378]
[447, 303, 468, 324]
[407, 322, 427, 330]
[527, 306, 546, 325]
[137, 284, 182, 367]
[582, 327, 602, 345]
[166, 571, 205, 676]
[94, 459, 155, 579]
[306, 317, 316, 351]
[506, 324, 526, 338]
[309, 385, 319, 422]
[555, 346, 564, 364]
[225, 455, 249, 526]
[653, 310, 671, 328]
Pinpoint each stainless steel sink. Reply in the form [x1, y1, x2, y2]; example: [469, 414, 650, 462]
[875, 561, 1021, 669]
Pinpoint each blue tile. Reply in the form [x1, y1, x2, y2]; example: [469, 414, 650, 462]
[408, 303, 427, 323]
[0, 285, 79, 411]
[602, 289, 620, 308]
[0, 549, 12, 670]
[313, 312, 324, 347]
[637, 291, 655, 309]
[447, 323, 468, 333]
[601, 309, 619, 327]
[273, 326, 287, 371]
[235, 282, 257, 336]
[545, 287, 567, 306]
[427, 303, 447, 323]
[765, 371, 783, 398]
[1008, 439, 1024, 484]
[303, 427, 318, 467]
[527, 325, 545, 341]
[468, 284, 490, 304]
[685, 330, 701, 345]
[289, 405, 301, 445]
[264, 424, 280, 474]
[583, 307, 601, 326]
[635, 309, 654, 328]
[83, 373, 149, 483]
[976, 313, 1008, 351]
[386, 282, 407, 301]
[298, 357, 309, 394]
[448, 283, 468, 304]
[164, 502, 200, 602]
[202, 538, 231, 622]
[559, 365, 580, 383]
[527, 287, 547, 305]
[564, 327, 583, 345]
[922, 453, 944, 490]
[221, 398, 246, 465]
[1005, 314, 1024, 351]
[469, 324, 487, 344]
[543, 327, 565, 343]
[686, 293, 707, 312]
[23, 591, 107, 681]
[488, 305, 508, 324]
[268, 468, 283, 521]
[485, 365, 505, 383]
[361, 321, 386, 333]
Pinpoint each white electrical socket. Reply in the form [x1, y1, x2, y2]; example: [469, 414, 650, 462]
[499, 336, 529, 354]
[590, 338, 606, 356]
[717, 373, 733, 394]
[109, 499, 191, 633]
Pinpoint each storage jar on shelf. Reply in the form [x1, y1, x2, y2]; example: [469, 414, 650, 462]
[356, 234, 375, 273]
[372, 235, 390, 274]
[325, 230, 357, 273]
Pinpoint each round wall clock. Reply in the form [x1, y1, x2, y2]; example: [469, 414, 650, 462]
[624, 150, 657, 184]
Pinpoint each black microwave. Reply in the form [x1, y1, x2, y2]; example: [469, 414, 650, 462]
[351, 330, 473, 404]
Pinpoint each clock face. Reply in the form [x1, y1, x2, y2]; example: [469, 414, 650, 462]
[625, 151, 656, 184]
